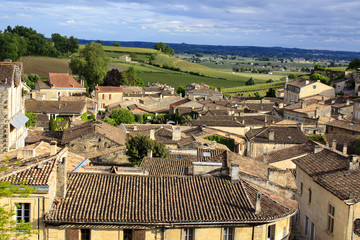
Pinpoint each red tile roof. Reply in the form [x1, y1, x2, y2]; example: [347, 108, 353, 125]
[49, 73, 85, 89]
[44, 172, 297, 225]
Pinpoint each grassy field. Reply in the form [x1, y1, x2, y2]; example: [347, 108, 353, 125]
[21, 56, 71, 77]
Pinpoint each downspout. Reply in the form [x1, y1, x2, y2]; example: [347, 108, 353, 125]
[38, 198, 40, 240]
[252, 225, 255, 240]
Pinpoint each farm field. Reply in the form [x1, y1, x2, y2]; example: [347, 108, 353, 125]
[21, 56, 71, 77]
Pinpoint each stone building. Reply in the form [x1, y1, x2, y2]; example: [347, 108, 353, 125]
[293, 147, 360, 240]
[34, 73, 86, 100]
[0, 62, 28, 153]
[284, 78, 335, 103]
[94, 86, 124, 110]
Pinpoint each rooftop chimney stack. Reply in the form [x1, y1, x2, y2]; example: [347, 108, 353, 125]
[315, 107, 319, 118]
[268, 129, 274, 141]
[172, 127, 182, 141]
[346, 100, 350, 106]
[133, 126, 137, 131]
[50, 141, 57, 155]
[343, 143, 348, 155]
[314, 145, 323, 154]
[301, 101, 306, 109]
[149, 129, 155, 140]
[147, 149, 153, 158]
[231, 164, 239, 183]
[56, 156, 67, 199]
[255, 192, 262, 214]
[348, 155, 359, 170]
[332, 139, 337, 150]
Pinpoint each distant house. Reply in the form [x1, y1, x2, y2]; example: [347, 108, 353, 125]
[94, 86, 124, 110]
[34, 73, 86, 100]
[118, 55, 131, 62]
[284, 78, 335, 103]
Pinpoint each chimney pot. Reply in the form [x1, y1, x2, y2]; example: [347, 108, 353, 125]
[343, 143, 348, 155]
[172, 127, 182, 141]
[332, 139, 337, 150]
[147, 149, 153, 158]
[348, 155, 359, 170]
[314, 145, 322, 154]
[263, 152, 268, 164]
[268, 128, 275, 141]
[50, 141, 57, 155]
[56, 156, 67, 199]
[149, 129, 155, 140]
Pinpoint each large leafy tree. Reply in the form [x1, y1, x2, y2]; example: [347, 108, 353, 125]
[154, 42, 174, 56]
[69, 42, 108, 91]
[347, 59, 360, 71]
[110, 108, 135, 125]
[126, 134, 169, 165]
[103, 67, 143, 86]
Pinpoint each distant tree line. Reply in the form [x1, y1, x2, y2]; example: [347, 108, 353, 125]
[0, 25, 79, 61]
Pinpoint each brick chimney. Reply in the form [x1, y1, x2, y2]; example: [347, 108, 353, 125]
[149, 129, 155, 140]
[50, 141, 57, 155]
[231, 164, 239, 183]
[172, 127, 181, 141]
[56, 156, 67, 199]
[255, 192, 262, 214]
[268, 128, 274, 141]
[348, 156, 359, 170]
[343, 143, 348, 155]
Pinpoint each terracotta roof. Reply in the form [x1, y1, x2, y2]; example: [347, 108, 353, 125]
[49, 73, 85, 89]
[25, 99, 86, 114]
[37, 80, 51, 89]
[140, 157, 194, 176]
[170, 98, 192, 108]
[25, 130, 63, 144]
[246, 126, 308, 144]
[197, 148, 228, 165]
[0, 62, 22, 86]
[95, 86, 124, 93]
[326, 120, 360, 133]
[62, 120, 126, 145]
[45, 172, 297, 225]
[122, 86, 143, 93]
[293, 149, 360, 200]
[284, 103, 330, 114]
[254, 143, 315, 164]
[287, 78, 316, 88]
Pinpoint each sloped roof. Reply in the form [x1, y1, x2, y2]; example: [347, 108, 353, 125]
[95, 86, 124, 93]
[45, 172, 297, 225]
[62, 120, 126, 145]
[25, 99, 86, 114]
[287, 78, 316, 88]
[293, 149, 360, 200]
[326, 120, 360, 133]
[246, 126, 308, 144]
[140, 157, 193, 176]
[0, 62, 22, 86]
[49, 73, 85, 89]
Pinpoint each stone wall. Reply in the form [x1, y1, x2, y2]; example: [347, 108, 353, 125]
[68, 133, 120, 154]
[0, 87, 9, 153]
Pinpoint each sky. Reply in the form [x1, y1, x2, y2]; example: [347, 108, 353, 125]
[1, 0, 360, 52]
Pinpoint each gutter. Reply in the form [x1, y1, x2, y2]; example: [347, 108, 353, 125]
[44, 209, 298, 227]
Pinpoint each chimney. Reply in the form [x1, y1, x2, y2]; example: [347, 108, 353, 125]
[242, 119, 245, 125]
[17, 148, 36, 159]
[315, 107, 319, 118]
[172, 127, 181, 141]
[50, 141, 58, 155]
[348, 156, 359, 170]
[314, 145, 322, 154]
[56, 156, 67, 199]
[149, 129, 155, 140]
[231, 164, 239, 183]
[263, 152, 268, 164]
[147, 149, 153, 158]
[299, 123, 304, 131]
[332, 139, 337, 150]
[301, 101, 306, 109]
[343, 143, 348, 155]
[278, 102, 284, 108]
[211, 140, 217, 149]
[264, 115, 267, 123]
[133, 126, 137, 131]
[268, 128, 274, 141]
[305, 80, 309, 85]
[346, 100, 350, 106]
[331, 99, 335, 104]
[255, 192, 262, 214]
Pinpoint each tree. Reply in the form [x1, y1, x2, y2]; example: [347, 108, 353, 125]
[266, 79, 274, 83]
[176, 86, 185, 97]
[245, 77, 255, 86]
[347, 59, 360, 71]
[25, 112, 37, 127]
[154, 42, 174, 56]
[103, 69, 125, 86]
[310, 73, 330, 85]
[24, 73, 40, 89]
[288, 73, 298, 79]
[113, 42, 121, 47]
[0, 156, 37, 239]
[266, 88, 277, 97]
[126, 134, 169, 165]
[102, 118, 117, 126]
[69, 42, 109, 91]
[110, 108, 135, 125]
[49, 116, 57, 131]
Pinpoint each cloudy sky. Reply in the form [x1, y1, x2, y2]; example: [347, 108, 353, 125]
[1, 0, 360, 51]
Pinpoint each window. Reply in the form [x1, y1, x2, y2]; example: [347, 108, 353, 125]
[81, 229, 90, 240]
[124, 229, 132, 240]
[223, 227, 233, 240]
[327, 204, 335, 233]
[308, 188, 312, 203]
[183, 228, 194, 240]
[102, 94, 105, 100]
[109, 94, 112, 100]
[267, 224, 275, 240]
[15, 203, 30, 223]
[300, 182, 303, 195]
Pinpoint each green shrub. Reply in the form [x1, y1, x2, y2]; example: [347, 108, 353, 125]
[205, 135, 235, 151]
